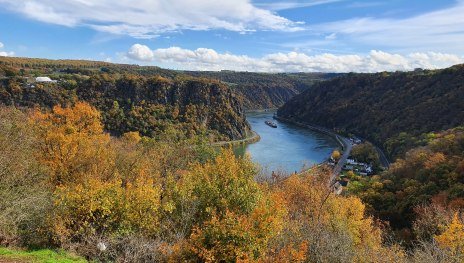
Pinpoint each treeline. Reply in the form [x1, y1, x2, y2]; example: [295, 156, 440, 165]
[0, 59, 250, 141]
[1, 103, 462, 262]
[278, 65, 464, 159]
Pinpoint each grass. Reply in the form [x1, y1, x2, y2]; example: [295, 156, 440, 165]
[0, 247, 86, 263]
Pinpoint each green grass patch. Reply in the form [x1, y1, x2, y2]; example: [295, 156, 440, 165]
[0, 247, 86, 263]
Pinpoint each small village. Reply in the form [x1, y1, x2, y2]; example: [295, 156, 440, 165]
[328, 136, 377, 189]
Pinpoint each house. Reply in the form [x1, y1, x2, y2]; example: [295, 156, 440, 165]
[346, 157, 357, 165]
[36, 77, 57, 83]
[365, 166, 373, 174]
[343, 164, 354, 170]
[333, 182, 343, 195]
[350, 137, 362, 144]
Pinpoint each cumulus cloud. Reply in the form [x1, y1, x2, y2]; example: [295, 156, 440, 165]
[314, 0, 464, 53]
[0, 0, 302, 38]
[127, 44, 154, 61]
[126, 44, 464, 73]
[0, 42, 14, 57]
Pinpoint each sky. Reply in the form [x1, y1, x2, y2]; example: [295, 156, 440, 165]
[0, 0, 464, 72]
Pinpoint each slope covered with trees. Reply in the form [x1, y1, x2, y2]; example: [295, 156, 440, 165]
[185, 71, 337, 109]
[278, 65, 464, 158]
[0, 57, 250, 141]
[348, 127, 464, 234]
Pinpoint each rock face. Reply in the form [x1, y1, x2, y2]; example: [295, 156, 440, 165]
[278, 65, 464, 157]
[75, 75, 251, 140]
[0, 58, 250, 141]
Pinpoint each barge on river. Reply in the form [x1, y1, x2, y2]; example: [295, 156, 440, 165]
[265, 120, 278, 128]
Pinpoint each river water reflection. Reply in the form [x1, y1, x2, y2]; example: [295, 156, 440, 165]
[234, 111, 339, 174]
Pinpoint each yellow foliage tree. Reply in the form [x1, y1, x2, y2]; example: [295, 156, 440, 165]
[332, 150, 341, 161]
[268, 170, 388, 262]
[163, 150, 285, 262]
[32, 102, 112, 185]
[435, 213, 464, 255]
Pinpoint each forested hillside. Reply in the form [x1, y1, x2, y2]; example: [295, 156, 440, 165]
[278, 65, 464, 158]
[348, 127, 464, 242]
[0, 57, 250, 141]
[185, 71, 337, 109]
[0, 57, 335, 114]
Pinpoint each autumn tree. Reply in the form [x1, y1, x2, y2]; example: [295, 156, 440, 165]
[435, 213, 464, 256]
[331, 150, 341, 161]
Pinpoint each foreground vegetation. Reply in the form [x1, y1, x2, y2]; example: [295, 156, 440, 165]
[1, 102, 463, 262]
[0, 247, 86, 263]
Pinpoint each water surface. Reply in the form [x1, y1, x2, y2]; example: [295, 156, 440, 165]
[234, 111, 339, 174]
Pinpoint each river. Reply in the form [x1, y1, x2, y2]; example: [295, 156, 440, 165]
[234, 111, 339, 175]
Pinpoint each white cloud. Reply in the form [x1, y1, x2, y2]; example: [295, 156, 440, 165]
[127, 44, 154, 61]
[0, 42, 14, 57]
[0, 0, 303, 38]
[255, 0, 343, 11]
[126, 45, 464, 73]
[314, 0, 464, 53]
[0, 51, 14, 57]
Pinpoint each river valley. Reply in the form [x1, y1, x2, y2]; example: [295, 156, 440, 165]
[234, 111, 340, 174]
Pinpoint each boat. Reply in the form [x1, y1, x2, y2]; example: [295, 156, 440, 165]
[265, 120, 277, 128]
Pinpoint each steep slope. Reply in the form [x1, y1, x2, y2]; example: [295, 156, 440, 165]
[184, 71, 337, 109]
[278, 65, 464, 158]
[0, 58, 250, 141]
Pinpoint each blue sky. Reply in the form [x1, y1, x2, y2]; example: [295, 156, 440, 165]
[0, 0, 463, 72]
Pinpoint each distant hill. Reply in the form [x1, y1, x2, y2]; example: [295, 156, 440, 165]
[278, 65, 464, 158]
[184, 71, 338, 109]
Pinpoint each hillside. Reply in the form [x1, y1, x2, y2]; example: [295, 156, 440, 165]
[0, 57, 336, 112]
[278, 65, 464, 158]
[0, 57, 250, 141]
[348, 127, 464, 235]
[185, 71, 337, 109]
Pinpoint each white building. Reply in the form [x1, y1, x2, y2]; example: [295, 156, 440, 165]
[36, 77, 57, 83]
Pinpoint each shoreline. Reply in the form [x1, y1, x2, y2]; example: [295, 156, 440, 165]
[211, 130, 260, 147]
[273, 115, 349, 151]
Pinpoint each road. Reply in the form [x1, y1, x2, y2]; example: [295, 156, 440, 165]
[375, 145, 391, 169]
[331, 135, 353, 183]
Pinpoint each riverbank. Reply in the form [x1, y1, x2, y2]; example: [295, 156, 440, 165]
[211, 130, 260, 147]
[244, 108, 278, 113]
